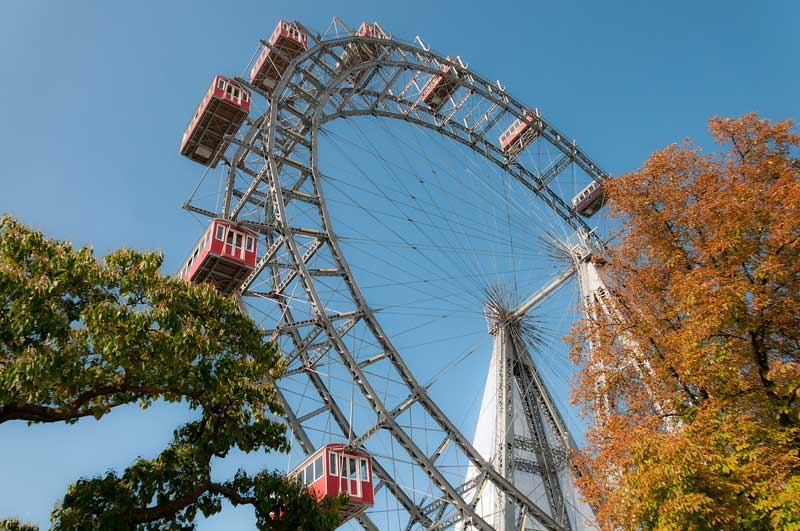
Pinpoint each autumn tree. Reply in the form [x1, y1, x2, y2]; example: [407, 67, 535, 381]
[571, 114, 800, 531]
[0, 216, 342, 530]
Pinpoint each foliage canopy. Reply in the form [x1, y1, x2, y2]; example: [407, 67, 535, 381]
[0, 216, 342, 530]
[572, 114, 800, 530]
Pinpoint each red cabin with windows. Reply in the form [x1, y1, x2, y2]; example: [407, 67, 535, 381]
[421, 59, 460, 112]
[290, 444, 374, 523]
[571, 180, 607, 218]
[179, 219, 258, 295]
[499, 112, 539, 160]
[180, 76, 250, 167]
[338, 22, 389, 84]
[250, 20, 309, 93]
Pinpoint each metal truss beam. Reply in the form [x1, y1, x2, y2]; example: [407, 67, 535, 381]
[512, 266, 576, 320]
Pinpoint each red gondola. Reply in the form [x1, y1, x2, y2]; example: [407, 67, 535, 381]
[499, 112, 539, 160]
[571, 180, 607, 218]
[250, 20, 309, 93]
[290, 444, 375, 523]
[180, 76, 250, 167]
[421, 58, 460, 112]
[178, 219, 258, 295]
[338, 22, 389, 84]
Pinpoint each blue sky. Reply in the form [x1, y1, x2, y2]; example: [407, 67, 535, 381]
[1, 0, 798, 529]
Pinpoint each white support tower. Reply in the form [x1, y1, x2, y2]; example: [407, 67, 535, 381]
[462, 274, 598, 531]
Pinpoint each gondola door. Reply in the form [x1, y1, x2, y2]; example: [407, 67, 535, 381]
[224, 229, 244, 259]
[337, 453, 361, 499]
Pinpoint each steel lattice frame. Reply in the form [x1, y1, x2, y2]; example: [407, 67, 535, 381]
[184, 21, 608, 531]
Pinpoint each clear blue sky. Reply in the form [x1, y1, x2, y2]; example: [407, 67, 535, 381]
[1, 1, 797, 529]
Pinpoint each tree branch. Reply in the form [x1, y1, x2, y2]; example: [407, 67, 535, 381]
[130, 481, 211, 524]
[0, 404, 96, 424]
[0, 384, 204, 424]
[129, 480, 257, 524]
[207, 483, 257, 506]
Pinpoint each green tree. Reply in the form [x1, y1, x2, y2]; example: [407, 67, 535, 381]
[0, 519, 38, 531]
[0, 215, 342, 530]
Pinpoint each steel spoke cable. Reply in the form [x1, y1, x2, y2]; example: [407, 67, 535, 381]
[369, 117, 496, 291]
[328, 214, 494, 309]
[322, 127, 552, 304]
[414, 120, 557, 230]
[323, 191, 544, 257]
[322, 125, 491, 301]
[321, 153, 543, 250]
[320, 137, 486, 302]
[322, 119, 536, 278]
[326, 117, 552, 266]
[405, 120, 531, 288]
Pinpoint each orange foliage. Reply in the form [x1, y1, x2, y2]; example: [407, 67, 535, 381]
[571, 114, 800, 530]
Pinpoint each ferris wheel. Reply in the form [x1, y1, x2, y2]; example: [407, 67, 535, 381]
[178, 17, 612, 531]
